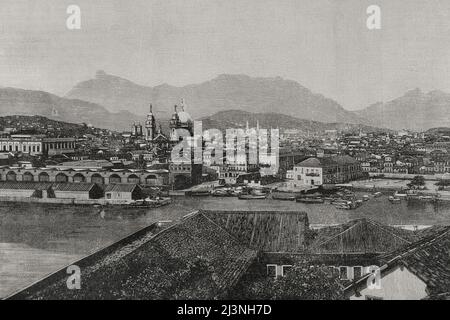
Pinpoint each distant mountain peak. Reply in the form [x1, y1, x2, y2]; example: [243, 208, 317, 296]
[404, 88, 422, 96]
[356, 88, 450, 130]
[66, 72, 368, 124]
[95, 70, 107, 78]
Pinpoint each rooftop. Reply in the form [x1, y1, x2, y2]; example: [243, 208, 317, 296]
[47, 160, 114, 170]
[0, 181, 53, 190]
[19, 211, 257, 300]
[201, 210, 310, 253]
[104, 183, 141, 193]
[309, 219, 420, 255]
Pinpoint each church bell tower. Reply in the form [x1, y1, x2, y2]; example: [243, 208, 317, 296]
[145, 104, 156, 141]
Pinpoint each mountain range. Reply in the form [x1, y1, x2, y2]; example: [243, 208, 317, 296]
[65, 71, 366, 124]
[0, 87, 140, 131]
[354, 89, 450, 131]
[1, 71, 450, 131]
[199, 110, 384, 134]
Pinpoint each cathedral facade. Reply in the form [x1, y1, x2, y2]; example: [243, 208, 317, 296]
[132, 99, 202, 190]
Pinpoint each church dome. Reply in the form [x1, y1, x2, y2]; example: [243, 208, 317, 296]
[177, 110, 193, 123]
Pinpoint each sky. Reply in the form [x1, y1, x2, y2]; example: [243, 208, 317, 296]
[1, 0, 450, 110]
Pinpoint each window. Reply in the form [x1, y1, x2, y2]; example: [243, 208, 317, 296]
[282, 265, 293, 277]
[353, 266, 363, 279]
[339, 266, 348, 280]
[106, 193, 111, 199]
[266, 265, 277, 278]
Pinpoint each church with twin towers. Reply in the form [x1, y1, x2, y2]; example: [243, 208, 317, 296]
[131, 98, 194, 145]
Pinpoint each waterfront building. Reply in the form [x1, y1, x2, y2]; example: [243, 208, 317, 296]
[0, 181, 54, 198]
[52, 183, 103, 200]
[293, 155, 363, 186]
[104, 184, 143, 201]
[0, 181, 103, 200]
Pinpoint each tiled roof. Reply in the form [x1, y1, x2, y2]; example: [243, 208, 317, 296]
[309, 219, 419, 254]
[295, 157, 332, 168]
[52, 183, 97, 192]
[344, 227, 450, 297]
[104, 183, 140, 193]
[201, 210, 310, 253]
[377, 227, 450, 296]
[21, 211, 257, 300]
[295, 156, 359, 168]
[0, 181, 53, 190]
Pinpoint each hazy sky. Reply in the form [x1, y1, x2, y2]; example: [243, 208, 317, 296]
[1, 0, 450, 110]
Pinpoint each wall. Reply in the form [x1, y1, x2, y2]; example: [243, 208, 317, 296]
[293, 166, 323, 186]
[350, 266, 428, 300]
[0, 167, 169, 186]
[0, 189, 35, 198]
[54, 191, 90, 200]
[106, 191, 133, 201]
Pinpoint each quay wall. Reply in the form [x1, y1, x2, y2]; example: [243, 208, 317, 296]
[368, 172, 443, 181]
[0, 196, 131, 206]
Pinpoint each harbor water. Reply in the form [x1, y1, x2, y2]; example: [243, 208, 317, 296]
[1, 194, 450, 298]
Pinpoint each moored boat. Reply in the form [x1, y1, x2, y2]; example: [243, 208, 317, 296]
[211, 189, 233, 197]
[296, 197, 324, 204]
[186, 190, 211, 197]
[272, 192, 296, 201]
[125, 197, 172, 208]
[238, 194, 267, 200]
[373, 192, 383, 198]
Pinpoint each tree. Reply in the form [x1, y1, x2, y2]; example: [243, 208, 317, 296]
[407, 175, 426, 189]
[231, 264, 344, 300]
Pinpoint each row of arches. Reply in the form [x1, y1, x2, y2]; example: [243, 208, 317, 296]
[2, 171, 159, 185]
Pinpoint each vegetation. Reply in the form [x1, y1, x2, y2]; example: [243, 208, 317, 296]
[407, 175, 426, 189]
[436, 179, 450, 187]
[231, 264, 344, 300]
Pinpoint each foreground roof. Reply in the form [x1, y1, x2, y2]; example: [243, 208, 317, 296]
[309, 219, 420, 255]
[378, 227, 450, 296]
[201, 210, 310, 253]
[345, 226, 450, 298]
[16, 211, 257, 300]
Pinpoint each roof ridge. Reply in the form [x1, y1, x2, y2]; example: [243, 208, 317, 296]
[365, 219, 413, 244]
[198, 210, 259, 249]
[312, 218, 413, 250]
[382, 227, 450, 264]
[311, 220, 361, 248]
